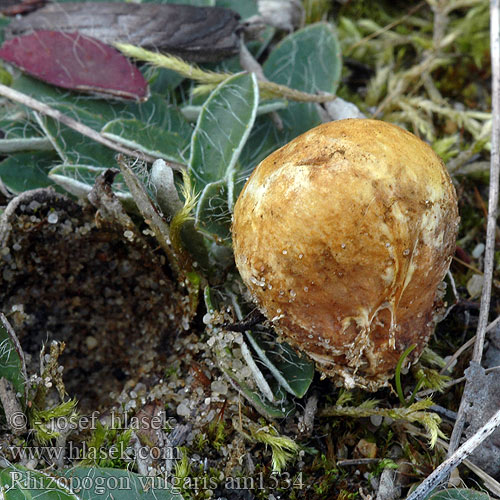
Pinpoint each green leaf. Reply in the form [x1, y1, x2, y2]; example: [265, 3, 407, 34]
[426, 489, 490, 500]
[9, 75, 195, 200]
[189, 72, 259, 192]
[206, 27, 274, 77]
[12, 75, 121, 123]
[12, 76, 190, 165]
[250, 26, 276, 59]
[0, 119, 41, 139]
[49, 164, 107, 193]
[142, 66, 185, 93]
[246, 331, 314, 398]
[0, 137, 53, 153]
[264, 22, 341, 95]
[49, 165, 134, 208]
[224, 369, 295, 419]
[54, 103, 117, 132]
[215, 0, 257, 18]
[0, 151, 58, 194]
[181, 100, 287, 122]
[0, 66, 12, 86]
[102, 119, 189, 164]
[189, 72, 258, 241]
[0, 17, 11, 46]
[203, 285, 216, 313]
[142, 0, 214, 5]
[35, 114, 117, 169]
[125, 95, 193, 138]
[239, 23, 342, 183]
[12, 75, 188, 131]
[236, 117, 285, 175]
[0, 318, 26, 405]
[0, 464, 186, 499]
[0, 464, 79, 499]
[61, 467, 184, 499]
[194, 180, 232, 242]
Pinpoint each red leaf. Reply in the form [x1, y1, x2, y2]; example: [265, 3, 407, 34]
[0, 30, 149, 101]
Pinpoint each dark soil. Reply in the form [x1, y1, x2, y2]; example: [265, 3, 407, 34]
[0, 188, 182, 411]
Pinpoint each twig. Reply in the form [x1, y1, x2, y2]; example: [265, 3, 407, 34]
[440, 270, 459, 321]
[440, 316, 500, 375]
[0, 83, 183, 167]
[439, 336, 475, 375]
[239, 38, 283, 130]
[116, 43, 336, 103]
[446, 0, 500, 460]
[486, 314, 500, 333]
[0, 313, 28, 401]
[416, 400, 457, 422]
[459, 456, 500, 498]
[223, 309, 266, 333]
[447, 270, 459, 303]
[337, 458, 381, 467]
[418, 365, 500, 398]
[444, 365, 500, 389]
[452, 255, 483, 275]
[373, 1, 452, 117]
[117, 156, 180, 277]
[347, 2, 426, 53]
[0, 378, 26, 435]
[404, 422, 500, 498]
[406, 408, 500, 500]
[298, 393, 318, 436]
[0, 178, 11, 201]
[131, 432, 152, 476]
[87, 169, 145, 239]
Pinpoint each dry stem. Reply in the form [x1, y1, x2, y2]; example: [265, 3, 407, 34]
[0, 83, 185, 168]
[406, 409, 500, 500]
[446, 0, 500, 463]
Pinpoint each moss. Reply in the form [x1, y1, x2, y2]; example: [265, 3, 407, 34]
[309, 453, 343, 498]
[303, 0, 331, 24]
[80, 421, 132, 469]
[207, 420, 227, 451]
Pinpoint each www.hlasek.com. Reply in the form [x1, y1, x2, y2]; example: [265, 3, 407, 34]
[4, 471, 305, 494]
[6, 442, 181, 462]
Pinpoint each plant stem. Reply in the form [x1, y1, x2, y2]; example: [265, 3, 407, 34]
[115, 43, 335, 103]
[0, 83, 184, 168]
[472, 0, 500, 366]
[395, 344, 416, 406]
[406, 409, 500, 500]
[0, 313, 28, 402]
[446, 0, 500, 462]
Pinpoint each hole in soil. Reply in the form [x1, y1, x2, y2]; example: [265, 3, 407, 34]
[0, 189, 181, 412]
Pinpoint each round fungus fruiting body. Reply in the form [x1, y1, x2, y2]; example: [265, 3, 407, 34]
[232, 119, 459, 391]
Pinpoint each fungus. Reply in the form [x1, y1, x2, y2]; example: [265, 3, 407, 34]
[232, 119, 459, 390]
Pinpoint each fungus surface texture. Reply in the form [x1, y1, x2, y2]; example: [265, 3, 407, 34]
[232, 119, 459, 390]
